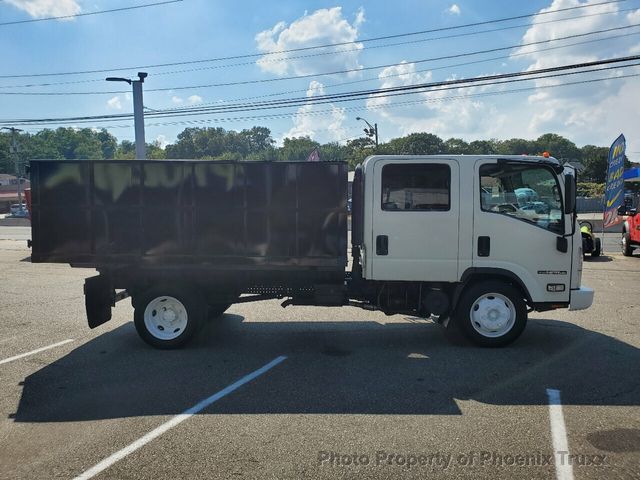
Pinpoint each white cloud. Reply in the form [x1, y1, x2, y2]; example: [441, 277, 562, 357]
[366, 61, 433, 111]
[364, 61, 509, 140]
[362, 1, 640, 154]
[447, 4, 461, 15]
[155, 135, 168, 148]
[4, 0, 81, 19]
[187, 95, 203, 104]
[510, 0, 640, 146]
[255, 7, 364, 77]
[106, 96, 122, 110]
[171, 96, 183, 105]
[282, 81, 348, 143]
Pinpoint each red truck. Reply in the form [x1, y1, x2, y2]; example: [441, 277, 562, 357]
[620, 195, 640, 256]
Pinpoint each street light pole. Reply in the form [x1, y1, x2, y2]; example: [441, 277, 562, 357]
[1, 126, 24, 215]
[356, 116, 378, 148]
[106, 72, 148, 159]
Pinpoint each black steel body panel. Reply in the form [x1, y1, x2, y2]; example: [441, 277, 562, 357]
[30, 160, 348, 272]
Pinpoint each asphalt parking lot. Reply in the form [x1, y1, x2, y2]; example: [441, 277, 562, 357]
[0, 228, 638, 479]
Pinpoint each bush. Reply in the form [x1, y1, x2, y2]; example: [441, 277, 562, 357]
[577, 182, 604, 197]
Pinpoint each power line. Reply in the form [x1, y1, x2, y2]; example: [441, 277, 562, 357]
[0, 0, 627, 78]
[0, 0, 183, 26]
[159, 30, 640, 110]
[3, 23, 639, 96]
[146, 6, 640, 77]
[141, 60, 640, 118]
[3, 56, 638, 125]
[2, 5, 635, 91]
[9, 72, 640, 131]
[10, 61, 640, 124]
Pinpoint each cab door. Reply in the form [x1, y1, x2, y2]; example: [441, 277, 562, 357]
[370, 158, 460, 282]
[473, 159, 572, 303]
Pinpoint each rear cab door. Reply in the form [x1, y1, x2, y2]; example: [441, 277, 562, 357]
[369, 157, 460, 282]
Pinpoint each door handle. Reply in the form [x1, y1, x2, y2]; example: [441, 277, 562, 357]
[478, 236, 490, 257]
[376, 235, 388, 255]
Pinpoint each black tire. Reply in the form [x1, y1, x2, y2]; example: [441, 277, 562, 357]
[622, 232, 633, 256]
[592, 238, 601, 257]
[208, 303, 232, 320]
[133, 286, 205, 349]
[449, 281, 527, 347]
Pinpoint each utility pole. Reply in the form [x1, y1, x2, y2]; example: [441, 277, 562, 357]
[106, 72, 148, 159]
[1, 126, 25, 215]
[356, 116, 378, 148]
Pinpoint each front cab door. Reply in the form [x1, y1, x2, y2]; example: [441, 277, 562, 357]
[473, 159, 572, 304]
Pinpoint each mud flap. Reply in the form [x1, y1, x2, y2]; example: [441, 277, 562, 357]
[84, 275, 113, 329]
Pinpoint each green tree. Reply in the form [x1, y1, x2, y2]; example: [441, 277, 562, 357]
[535, 133, 580, 161]
[241, 126, 274, 153]
[319, 142, 347, 162]
[444, 137, 470, 154]
[0, 133, 12, 173]
[146, 141, 167, 159]
[343, 137, 375, 169]
[73, 141, 103, 160]
[495, 138, 536, 156]
[580, 145, 609, 182]
[96, 129, 118, 159]
[383, 132, 444, 155]
[467, 139, 498, 154]
[277, 137, 320, 161]
[115, 140, 136, 159]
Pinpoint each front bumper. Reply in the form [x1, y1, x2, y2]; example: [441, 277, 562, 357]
[569, 286, 594, 311]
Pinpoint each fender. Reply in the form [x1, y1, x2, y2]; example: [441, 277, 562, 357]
[455, 267, 533, 307]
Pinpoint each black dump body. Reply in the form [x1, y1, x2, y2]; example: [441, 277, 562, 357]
[29, 160, 348, 281]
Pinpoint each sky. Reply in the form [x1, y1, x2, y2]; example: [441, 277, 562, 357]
[0, 0, 639, 161]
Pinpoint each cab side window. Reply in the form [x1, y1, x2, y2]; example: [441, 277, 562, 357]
[480, 163, 563, 233]
[381, 164, 450, 211]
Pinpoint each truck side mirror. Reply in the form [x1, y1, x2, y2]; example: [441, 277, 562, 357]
[564, 175, 576, 214]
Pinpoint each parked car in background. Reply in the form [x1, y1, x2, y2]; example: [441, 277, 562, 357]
[619, 195, 639, 256]
[9, 203, 28, 217]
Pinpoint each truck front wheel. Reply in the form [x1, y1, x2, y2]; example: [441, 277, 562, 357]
[134, 286, 205, 349]
[451, 281, 527, 347]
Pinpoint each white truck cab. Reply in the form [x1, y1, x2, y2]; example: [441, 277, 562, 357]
[351, 155, 593, 346]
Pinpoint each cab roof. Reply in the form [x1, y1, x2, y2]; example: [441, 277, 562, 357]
[363, 154, 560, 166]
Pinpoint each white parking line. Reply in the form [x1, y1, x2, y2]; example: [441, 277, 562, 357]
[0, 339, 74, 366]
[546, 388, 574, 480]
[73, 355, 288, 480]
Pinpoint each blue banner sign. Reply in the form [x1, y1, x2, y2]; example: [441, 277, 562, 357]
[603, 134, 626, 228]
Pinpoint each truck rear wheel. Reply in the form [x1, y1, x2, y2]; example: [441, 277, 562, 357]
[451, 281, 527, 347]
[134, 286, 205, 349]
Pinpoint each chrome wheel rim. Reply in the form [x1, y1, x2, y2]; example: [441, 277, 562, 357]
[470, 293, 516, 338]
[144, 296, 188, 340]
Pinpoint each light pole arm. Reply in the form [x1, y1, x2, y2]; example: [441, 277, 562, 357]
[105, 72, 147, 160]
[355, 117, 379, 147]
